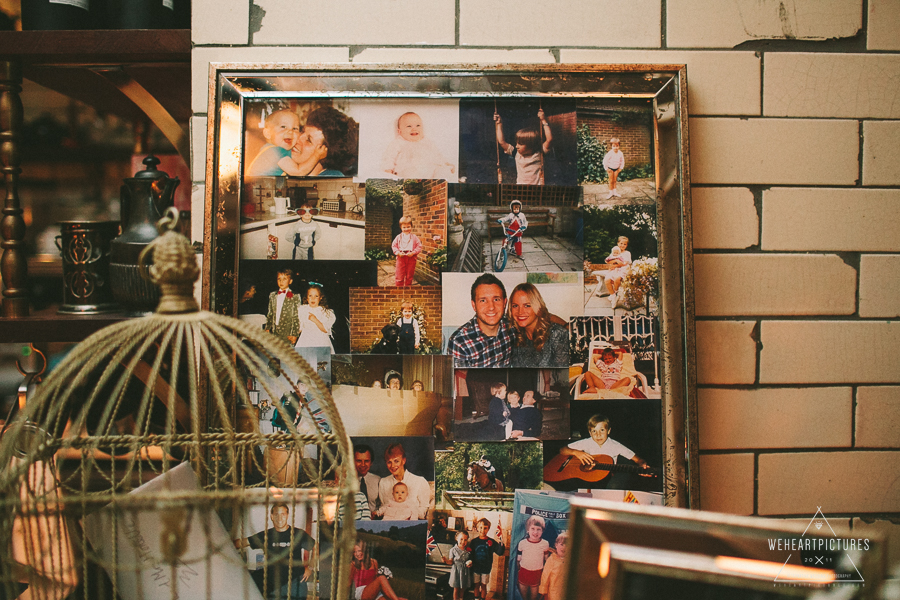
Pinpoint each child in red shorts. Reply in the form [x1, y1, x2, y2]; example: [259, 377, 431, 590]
[516, 515, 550, 600]
[391, 215, 422, 286]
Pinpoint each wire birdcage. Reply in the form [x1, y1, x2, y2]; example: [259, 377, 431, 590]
[0, 209, 356, 600]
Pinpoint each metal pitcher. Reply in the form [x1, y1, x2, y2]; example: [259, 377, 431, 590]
[109, 155, 180, 314]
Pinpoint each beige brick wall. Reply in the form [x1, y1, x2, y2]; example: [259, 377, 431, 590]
[191, 1, 900, 530]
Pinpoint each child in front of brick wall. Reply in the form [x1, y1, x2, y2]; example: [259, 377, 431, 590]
[603, 137, 625, 199]
[391, 215, 422, 287]
[395, 300, 420, 353]
[494, 108, 553, 185]
[284, 203, 321, 260]
[498, 200, 528, 259]
[382, 111, 456, 179]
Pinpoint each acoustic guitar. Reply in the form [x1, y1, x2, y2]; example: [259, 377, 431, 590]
[543, 453, 659, 484]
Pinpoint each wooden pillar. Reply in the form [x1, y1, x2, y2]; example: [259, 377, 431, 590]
[0, 59, 28, 317]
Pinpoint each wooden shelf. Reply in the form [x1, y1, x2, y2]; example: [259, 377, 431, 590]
[0, 29, 190, 64]
[0, 310, 131, 343]
[0, 29, 191, 122]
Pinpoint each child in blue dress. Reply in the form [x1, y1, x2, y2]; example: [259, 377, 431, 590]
[443, 530, 472, 600]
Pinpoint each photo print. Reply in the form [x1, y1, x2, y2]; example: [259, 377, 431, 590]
[446, 183, 583, 274]
[459, 99, 577, 186]
[442, 272, 582, 369]
[241, 176, 365, 261]
[344, 99, 459, 183]
[452, 368, 570, 442]
[569, 315, 661, 400]
[349, 286, 442, 354]
[543, 399, 662, 493]
[576, 98, 657, 201]
[352, 520, 428, 600]
[582, 197, 658, 316]
[237, 259, 377, 355]
[351, 436, 435, 521]
[364, 179, 448, 287]
[427, 510, 512, 600]
[234, 491, 319, 600]
[244, 99, 359, 180]
[508, 490, 573, 600]
[330, 355, 452, 439]
[434, 441, 543, 503]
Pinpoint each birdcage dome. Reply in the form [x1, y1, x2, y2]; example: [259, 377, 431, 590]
[0, 210, 356, 600]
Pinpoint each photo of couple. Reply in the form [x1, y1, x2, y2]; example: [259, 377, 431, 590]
[442, 272, 582, 369]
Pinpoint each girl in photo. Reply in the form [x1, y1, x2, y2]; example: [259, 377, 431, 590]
[494, 109, 553, 185]
[350, 540, 407, 600]
[296, 283, 336, 353]
[604, 236, 632, 306]
[443, 530, 472, 600]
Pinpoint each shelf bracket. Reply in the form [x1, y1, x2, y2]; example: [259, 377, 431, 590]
[91, 65, 189, 162]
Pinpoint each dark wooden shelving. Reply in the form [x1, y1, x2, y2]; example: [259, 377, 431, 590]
[0, 29, 191, 122]
[0, 29, 190, 64]
[0, 310, 132, 343]
[0, 29, 191, 328]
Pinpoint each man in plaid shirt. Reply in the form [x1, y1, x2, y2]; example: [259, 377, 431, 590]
[447, 273, 513, 367]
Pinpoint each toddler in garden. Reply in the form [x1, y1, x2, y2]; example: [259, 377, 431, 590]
[395, 300, 420, 354]
[382, 111, 456, 179]
[376, 481, 417, 521]
[443, 530, 472, 600]
[603, 137, 625, 199]
[494, 108, 553, 184]
[391, 215, 422, 287]
[516, 515, 550, 600]
[584, 347, 631, 393]
[498, 200, 528, 259]
[285, 204, 321, 260]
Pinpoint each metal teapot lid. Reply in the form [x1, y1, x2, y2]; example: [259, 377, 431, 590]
[131, 155, 172, 181]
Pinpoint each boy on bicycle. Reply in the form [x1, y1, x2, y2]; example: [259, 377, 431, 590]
[499, 200, 528, 258]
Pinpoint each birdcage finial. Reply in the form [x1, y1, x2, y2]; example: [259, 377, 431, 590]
[138, 207, 199, 314]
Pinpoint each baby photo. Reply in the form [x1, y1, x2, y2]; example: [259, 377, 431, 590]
[330, 355, 451, 439]
[241, 177, 366, 261]
[441, 272, 582, 369]
[451, 368, 570, 442]
[569, 315, 661, 400]
[542, 399, 662, 493]
[427, 510, 512, 600]
[458, 99, 577, 186]
[434, 441, 543, 503]
[237, 259, 377, 355]
[364, 179, 448, 287]
[349, 286, 442, 355]
[352, 520, 428, 600]
[351, 436, 435, 521]
[446, 183, 583, 274]
[345, 98, 459, 183]
[244, 99, 360, 179]
[576, 98, 657, 202]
